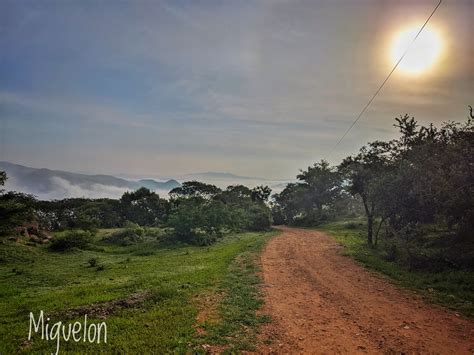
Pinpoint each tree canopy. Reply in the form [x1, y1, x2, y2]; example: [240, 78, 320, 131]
[272, 109, 473, 269]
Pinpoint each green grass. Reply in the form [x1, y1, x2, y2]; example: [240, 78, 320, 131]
[318, 219, 474, 317]
[195, 231, 275, 353]
[0, 229, 277, 354]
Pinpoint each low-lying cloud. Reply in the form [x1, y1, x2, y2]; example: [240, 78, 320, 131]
[5, 176, 171, 201]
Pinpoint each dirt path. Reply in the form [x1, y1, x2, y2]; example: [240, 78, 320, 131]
[257, 226, 474, 354]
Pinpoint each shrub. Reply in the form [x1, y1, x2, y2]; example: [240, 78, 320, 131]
[106, 229, 139, 246]
[123, 221, 144, 236]
[134, 250, 155, 257]
[50, 230, 93, 252]
[105, 223, 144, 246]
[246, 204, 272, 231]
[192, 233, 218, 246]
[168, 199, 234, 245]
[143, 227, 165, 239]
[200, 200, 230, 237]
[87, 257, 98, 267]
[168, 196, 274, 244]
[168, 199, 203, 242]
[343, 222, 358, 229]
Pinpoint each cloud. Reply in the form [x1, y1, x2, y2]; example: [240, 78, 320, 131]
[0, 0, 472, 178]
[47, 177, 131, 200]
[4, 175, 130, 200]
[4, 171, 287, 201]
[0, 91, 155, 129]
[5, 176, 173, 201]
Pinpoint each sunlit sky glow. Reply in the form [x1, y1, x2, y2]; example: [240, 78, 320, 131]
[391, 25, 443, 75]
[0, 0, 472, 179]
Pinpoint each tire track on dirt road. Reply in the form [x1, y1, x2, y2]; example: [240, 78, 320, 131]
[258, 226, 474, 354]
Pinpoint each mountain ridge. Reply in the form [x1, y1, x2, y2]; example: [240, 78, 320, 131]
[0, 161, 180, 199]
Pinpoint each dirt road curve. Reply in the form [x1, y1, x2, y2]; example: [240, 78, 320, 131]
[258, 227, 474, 354]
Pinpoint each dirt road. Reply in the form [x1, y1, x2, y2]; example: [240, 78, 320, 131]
[258, 226, 474, 354]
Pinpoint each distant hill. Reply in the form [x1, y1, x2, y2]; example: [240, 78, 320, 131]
[0, 161, 180, 200]
[137, 178, 180, 191]
[178, 171, 292, 194]
[182, 171, 263, 181]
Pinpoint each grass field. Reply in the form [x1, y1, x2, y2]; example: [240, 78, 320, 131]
[318, 220, 474, 317]
[0, 228, 277, 354]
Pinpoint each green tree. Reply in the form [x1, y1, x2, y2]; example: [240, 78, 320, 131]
[0, 171, 6, 190]
[339, 142, 392, 245]
[251, 185, 272, 202]
[272, 183, 308, 225]
[273, 160, 342, 226]
[297, 160, 341, 215]
[120, 187, 168, 226]
[167, 198, 230, 245]
[169, 181, 221, 200]
[0, 191, 37, 235]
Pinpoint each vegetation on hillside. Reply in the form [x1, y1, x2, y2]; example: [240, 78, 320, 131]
[0, 176, 273, 246]
[272, 111, 473, 271]
[0, 227, 275, 353]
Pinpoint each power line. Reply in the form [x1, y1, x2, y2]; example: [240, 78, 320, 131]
[331, 0, 443, 151]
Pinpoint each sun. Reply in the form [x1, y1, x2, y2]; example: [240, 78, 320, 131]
[391, 25, 442, 75]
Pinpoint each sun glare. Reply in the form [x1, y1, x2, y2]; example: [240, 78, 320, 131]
[391, 25, 442, 75]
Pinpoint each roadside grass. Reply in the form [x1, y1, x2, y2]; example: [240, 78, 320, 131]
[0, 229, 276, 354]
[194, 231, 276, 353]
[318, 220, 474, 318]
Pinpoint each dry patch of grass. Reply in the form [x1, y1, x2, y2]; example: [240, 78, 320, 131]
[59, 291, 153, 320]
[193, 231, 278, 353]
[194, 290, 225, 332]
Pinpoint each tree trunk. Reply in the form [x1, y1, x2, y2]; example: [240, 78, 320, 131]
[367, 214, 373, 245]
[361, 194, 373, 245]
[374, 217, 386, 247]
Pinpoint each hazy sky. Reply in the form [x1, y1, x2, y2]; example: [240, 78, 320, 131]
[1, 0, 472, 179]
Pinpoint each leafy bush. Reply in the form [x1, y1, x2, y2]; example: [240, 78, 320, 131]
[106, 229, 142, 246]
[343, 222, 358, 229]
[123, 221, 144, 236]
[167, 199, 202, 242]
[246, 204, 272, 231]
[120, 188, 169, 226]
[50, 230, 93, 252]
[167, 188, 273, 245]
[200, 200, 231, 237]
[87, 257, 98, 267]
[192, 233, 218, 246]
[168, 199, 231, 245]
[143, 227, 165, 239]
[0, 191, 37, 236]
